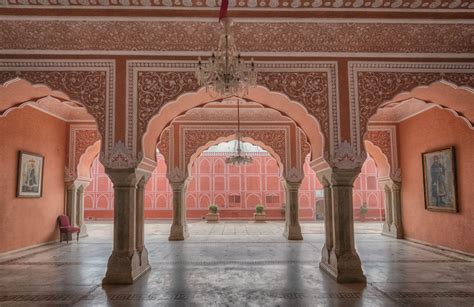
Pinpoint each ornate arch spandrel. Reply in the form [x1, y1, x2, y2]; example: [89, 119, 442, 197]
[0, 60, 115, 163]
[128, 61, 337, 163]
[349, 62, 474, 155]
[181, 128, 288, 172]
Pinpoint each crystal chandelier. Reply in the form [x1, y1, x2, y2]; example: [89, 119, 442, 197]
[225, 99, 253, 165]
[196, 17, 257, 98]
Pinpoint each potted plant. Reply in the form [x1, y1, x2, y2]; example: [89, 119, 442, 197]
[359, 203, 368, 222]
[254, 204, 266, 223]
[206, 204, 219, 223]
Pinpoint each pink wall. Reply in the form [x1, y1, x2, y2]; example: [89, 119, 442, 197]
[399, 107, 474, 254]
[0, 106, 67, 253]
[85, 152, 384, 221]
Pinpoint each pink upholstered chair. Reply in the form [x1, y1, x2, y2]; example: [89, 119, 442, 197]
[57, 215, 80, 244]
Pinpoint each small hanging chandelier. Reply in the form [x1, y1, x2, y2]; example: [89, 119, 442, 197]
[225, 99, 253, 165]
[195, 15, 257, 97]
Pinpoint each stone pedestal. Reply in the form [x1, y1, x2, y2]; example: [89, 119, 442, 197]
[206, 213, 219, 223]
[283, 181, 303, 241]
[254, 212, 266, 223]
[169, 181, 189, 241]
[318, 168, 366, 283]
[102, 168, 150, 285]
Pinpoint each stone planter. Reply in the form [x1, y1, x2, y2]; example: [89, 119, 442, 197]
[254, 212, 266, 223]
[206, 213, 219, 223]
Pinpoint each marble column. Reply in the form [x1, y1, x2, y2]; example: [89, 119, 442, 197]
[66, 182, 78, 227]
[136, 176, 150, 267]
[382, 184, 393, 236]
[318, 174, 333, 265]
[319, 168, 366, 283]
[169, 181, 189, 241]
[390, 181, 404, 239]
[283, 180, 303, 241]
[102, 168, 150, 284]
[75, 185, 88, 236]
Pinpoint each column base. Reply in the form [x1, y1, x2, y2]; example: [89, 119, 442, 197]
[381, 223, 403, 239]
[79, 224, 88, 238]
[283, 223, 303, 241]
[168, 224, 189, 241]
[102, 251, 151, 285]
[321, 243, 331, 264]
[137, 246, 150, 267]
[319, 250, 366, 283]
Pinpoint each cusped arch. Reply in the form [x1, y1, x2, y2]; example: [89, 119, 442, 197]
[142, 86, 325, 165]
[389, 81, 474, 124]
[0, 78, 70, 116]
[188, 135, 285, 178]
[364, 140, 391, 179]
[77, 140, 101, 181]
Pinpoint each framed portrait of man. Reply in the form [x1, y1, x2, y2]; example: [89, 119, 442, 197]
[422, 147, 458, 213]
[16, 151, 44, 198]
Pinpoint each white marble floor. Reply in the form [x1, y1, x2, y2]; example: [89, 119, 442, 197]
[0, 221, 473, 306]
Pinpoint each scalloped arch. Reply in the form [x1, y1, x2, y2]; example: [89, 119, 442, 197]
[142, 85, 325, 165]
[187, 135, 285, 178]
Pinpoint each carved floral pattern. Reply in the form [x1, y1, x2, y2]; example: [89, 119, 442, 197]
[366, 130, 392, 166]
[0, 70, 108, 137]
[0, 21, 471, 54]
[258, 71, 330, 142]
[356, 71, 474, 144]
[106, 141, 138, 168]
[137, 71, 199, 146]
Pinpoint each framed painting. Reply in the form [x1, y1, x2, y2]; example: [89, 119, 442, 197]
[422, 147, 458, 213]
[16, 151, 44, 198]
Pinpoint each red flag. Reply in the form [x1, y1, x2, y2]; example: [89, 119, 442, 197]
[219, 0, 228, 21]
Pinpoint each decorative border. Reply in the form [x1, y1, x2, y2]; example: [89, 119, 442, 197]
[1, 0, 473, 10]
[0, 59, 115, 158]
[127, 60, 338, 162]
[348, 61, 474, 155]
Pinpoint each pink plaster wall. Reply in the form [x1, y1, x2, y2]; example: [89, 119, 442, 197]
[0, 106, 67, 253]
[399, 107, 474, 254]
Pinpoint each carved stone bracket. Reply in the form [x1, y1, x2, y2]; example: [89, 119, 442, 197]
[325, 140, 366, 170]
[102, 141, 138, 169]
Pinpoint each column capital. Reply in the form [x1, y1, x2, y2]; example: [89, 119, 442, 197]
[105, 168, 140, 187]
[330, 167, 361, 186]
[284, 167, 304, 184]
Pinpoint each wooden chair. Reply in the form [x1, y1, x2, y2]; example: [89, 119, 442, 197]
[57, 215, 80, 244]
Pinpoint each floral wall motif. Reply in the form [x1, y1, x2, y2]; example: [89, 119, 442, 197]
[1, 20, 471, 55]
[257, 71, 330, 145]
[136, 70, 199, 147]
[349, 62, 474, 154]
